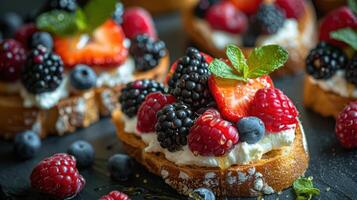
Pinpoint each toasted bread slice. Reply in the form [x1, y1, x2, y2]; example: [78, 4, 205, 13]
[121, 0, 198, 14]
[0, 55, 169, 139]
[112, 109, 309, 197]
[182, 2, 316, 77]
[303, 76, 354, 118]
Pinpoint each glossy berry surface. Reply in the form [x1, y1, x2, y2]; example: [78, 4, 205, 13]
[137, 92, 176, 133]
[155, 103, 194, 152]
[236, 117, 265, 144]
[14, 23, 38, 48]
[0, 12, 23, 39]
[122, 7, 157, 39]
[100, 190, 130, 200]
[22, 45, 64, 94]
[188, 188, 216, 200]
[229, 0, 262, 15]
[108, 154, 133, 181]
[188, 109, 239, 156]
[29, 31, 53, 50]
[119, 79, 165, 118]
[306, 42, 348, 79]
[30, 153, 85, 199]
[67, 140, 95, 168]
[345, 54, 357, 86]
[14, 130, 41, 160]
[275, 0, 305, 19]
[335, 101, 357, 149]
[130, 34, 166, 71]
[194, 0, 219, 18]
[69, 64, 97, 90]
[0, 39, 26, 82]
[249, 88, 298, 132]
[205, 1, 248, 34]
[254, 4, 285, 35]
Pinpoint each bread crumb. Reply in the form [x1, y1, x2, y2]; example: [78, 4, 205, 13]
[326, 187, 331, 192]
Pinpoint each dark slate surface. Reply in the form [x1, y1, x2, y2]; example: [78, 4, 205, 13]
[0, 1, 356, 199]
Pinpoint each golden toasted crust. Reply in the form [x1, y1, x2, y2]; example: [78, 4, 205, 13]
[121, 0, 198, 14]
[303, 76, 355, 118]
[0, 55, 169, 139]
[182, 2, 317, 77]
[112, 110, 309, 197]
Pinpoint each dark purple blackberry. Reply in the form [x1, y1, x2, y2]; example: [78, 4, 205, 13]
[155, 103, 194, 152]
[45, 0, 78, 12]
[168, 47, 210, 92]
[346, 54, 357, 86]
[119, 79, 165, 118]
[194, 0, 219, 18]
[254, 4, 285, 35]
[21, 45, 64, 94]
[130, 34, 166, 72]
[112, 3, 124, 25]
[306, 42, 348, 79]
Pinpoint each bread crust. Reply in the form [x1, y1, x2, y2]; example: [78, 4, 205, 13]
[182, 1, 317, 77]
[303, 75, 355, 118]
[121, 0, 198, 14]
[0, 55, 169, 139]
[112, 110, 309, 197]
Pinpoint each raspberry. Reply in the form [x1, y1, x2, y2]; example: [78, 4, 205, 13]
[249, 88, 299, 132]
[137, 92, 176, 133]
[30, 153, 86, 199]
[205, 1, 248, 34]
[335, 101, 357, 149]
[0, 39, 26, 82]
[188, 109, 239, 156]
[275, 0, 305, 19]
[122, 7, 157, 39]
[99, 190, 130, 200]
[14, 23, 38, 48]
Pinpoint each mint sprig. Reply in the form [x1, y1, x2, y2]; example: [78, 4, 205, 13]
[83, 0, 117, 32]
[209, 44, 288, 81]
[348, 0, 357, 14]
[330, 28, 357, 50]
[293, 177, 320, 200]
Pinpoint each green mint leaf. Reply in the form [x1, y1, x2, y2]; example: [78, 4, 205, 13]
[226, 44, 248, 75]
[84, 0, 117, 32]
[293, 177, 320, 200]
[348, 0, 357, 14]
[36, 10, 79, 36]
[209, 59, 247, 81]
[331, 28, 357, 50]
[246, 45, 288, 79]
[75, 9, 88, 32]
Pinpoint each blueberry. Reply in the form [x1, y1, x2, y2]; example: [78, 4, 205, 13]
[29, 32, 53, 50]
[112, 3, 124, 25]
[237, 117, 265, 144]
[188, 188, 216, 200]
[67, 140, 95, 168]
[0, 12, 23, 38]
[69, 64, 97, 90]
[14, 131, 41, 159]
[108, 154, 133, 181]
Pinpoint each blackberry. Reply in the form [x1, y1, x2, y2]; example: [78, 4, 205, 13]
[306, 42, 348, 79]
[254, 4, 285, 35]
[21, 45, 64, 94]
[168, 47, 210, 92]
[112, 3, 124, 25]
[46, 0, 78, 12]
[346, 54, 357, 86]
[194, 0, 219, 18]
[119, 79, 165, 118]
[130, 34, 167, 72]
[155, 103, 194, 152]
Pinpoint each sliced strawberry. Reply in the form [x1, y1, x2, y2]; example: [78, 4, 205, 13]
[229, 0, 262, 15]
[208, 75, 274, 122]
[319, 6, 357, 48]
[122, 7, 157, 39]
[54, 19, 128, 67]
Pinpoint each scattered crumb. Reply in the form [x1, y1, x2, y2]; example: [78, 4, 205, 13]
[143, 179, 148, 184]
[135, 174, 140, 178]
[277, 191, 282, 195]
[257, 196, 264, 200]
[326, 187, 331, 192]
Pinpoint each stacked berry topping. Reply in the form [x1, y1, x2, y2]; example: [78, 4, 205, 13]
[336, 101, 357, 149]
[0, 39, 26, 82]
[22, 45, 64, 94]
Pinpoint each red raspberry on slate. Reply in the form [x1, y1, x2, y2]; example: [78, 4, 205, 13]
[99, 190, 130, 200]
[205, 1, 248, 34]
[0, 39, 26, 82]
[188, 109, 239, 156]
[335, 101, 357, 149]
[14, 23, 38, 48]
[122, 7, 157, 39]
[275, 0, 305, 19]
[249, 88, 298, 132]
[137, 92, 176, 133]
[319, 6, 357, 48]
[30, 153, 86, 199]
